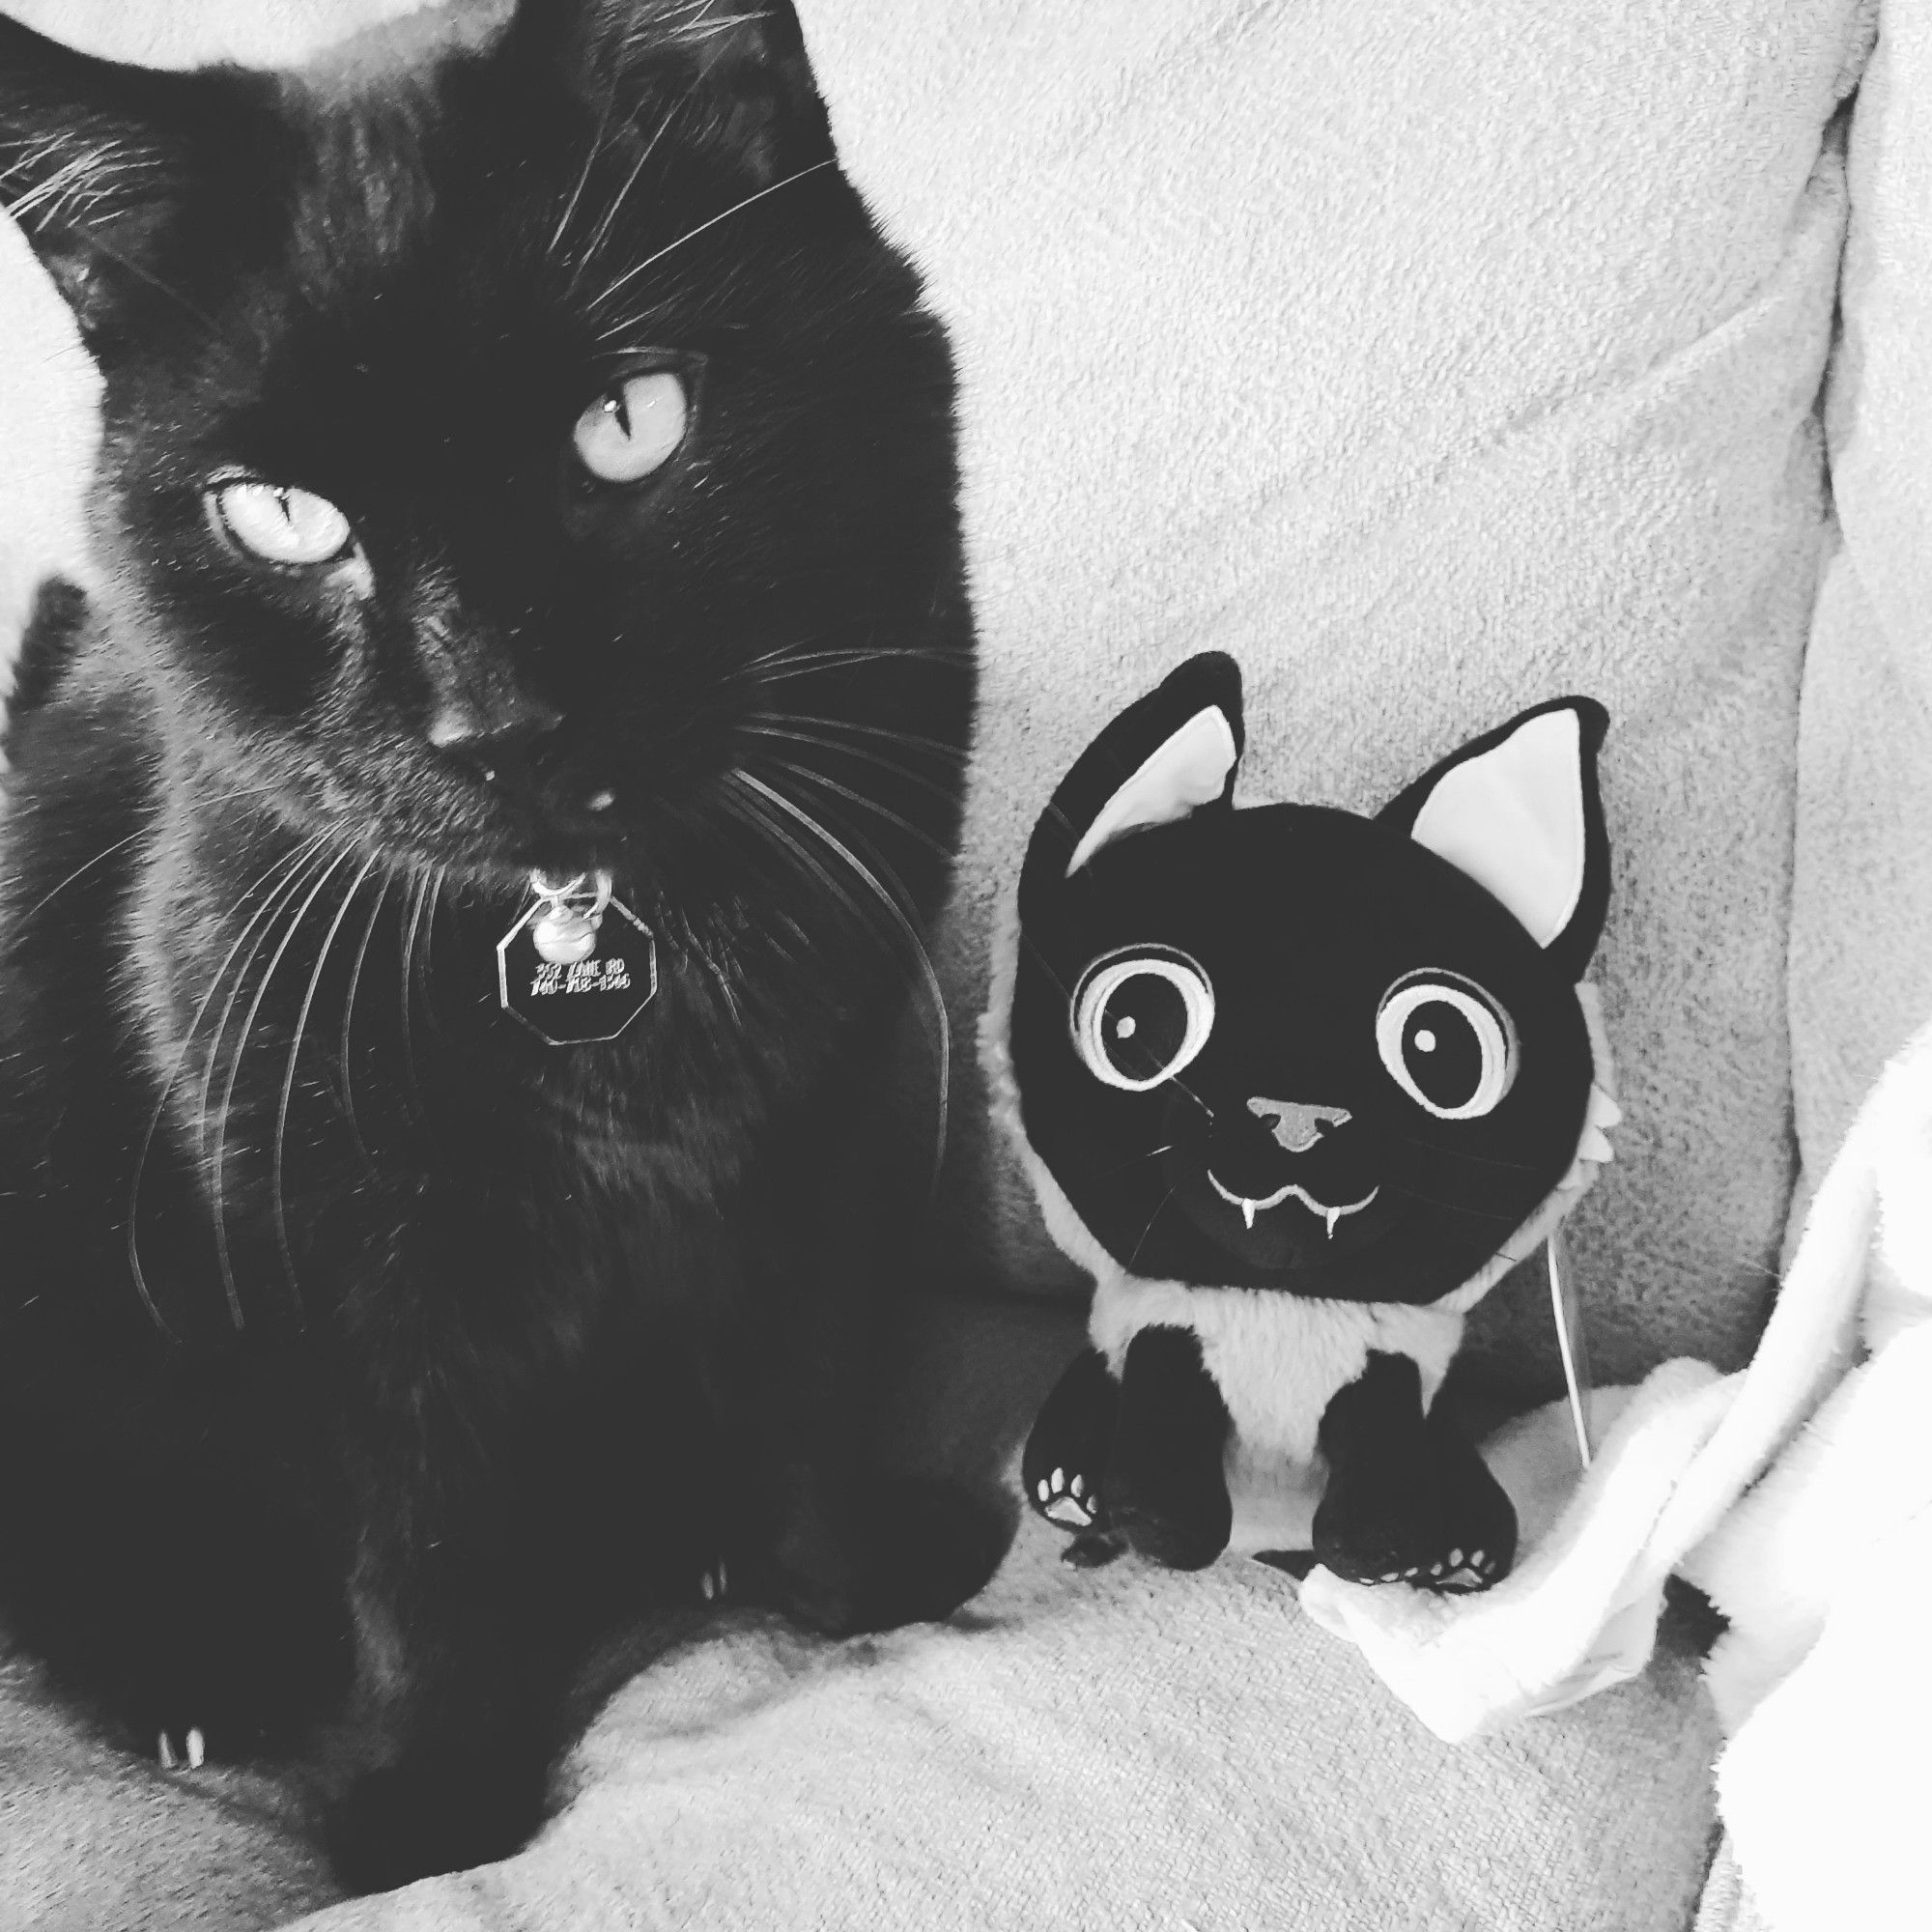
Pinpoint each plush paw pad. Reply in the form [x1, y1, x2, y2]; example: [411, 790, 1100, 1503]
[1366, 1545, 1504, 1593]
[1033, 1465, 1097, 1529]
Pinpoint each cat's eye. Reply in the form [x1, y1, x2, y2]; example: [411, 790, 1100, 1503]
[572, 371, 689, 484]
[1376, 972, 1518, 1120]
[209, 480, 355, 567]
[1070, 948, 1215, 1093]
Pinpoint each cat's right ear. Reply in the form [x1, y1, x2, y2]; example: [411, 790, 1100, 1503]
[0, 18, 269, 350]
[517, 0, 833, 184]
[1019, 652, 1244, 919]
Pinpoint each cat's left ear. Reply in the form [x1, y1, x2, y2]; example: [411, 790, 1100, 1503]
[527, 0, 833, 184]
[1378, 697, 1611, 981]
[0, 16, 276, 351]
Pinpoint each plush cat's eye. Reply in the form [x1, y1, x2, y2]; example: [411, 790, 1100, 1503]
[572, 371, 689, 484]
[209, 480, 355, 567]
[1376, 972, 1518, 1120]
[1071, 948, 1215, 1093]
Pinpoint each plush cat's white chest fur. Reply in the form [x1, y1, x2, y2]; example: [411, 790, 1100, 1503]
[1089, 1272, 1464, 1467]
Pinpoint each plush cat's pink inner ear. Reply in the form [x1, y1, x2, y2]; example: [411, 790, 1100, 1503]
[1065, 707, 1238, 876]
[1407, 708, 1586, 947]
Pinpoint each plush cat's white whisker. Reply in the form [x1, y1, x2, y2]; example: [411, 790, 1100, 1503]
[211, 849, 355, 1330]
[126, 838, 326, 1341]
[587, 157, 836, 319]
[273, 857, 380, 1321]
[1126, 1186, 1179, 1275]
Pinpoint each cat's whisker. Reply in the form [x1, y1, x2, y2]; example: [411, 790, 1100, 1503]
[339, 871, 391, 1177]
[414, 864, 451, 1042]
[737, 646, 974, 684]
[574, 98, 683, 284]
[273, 857, 379, 1321]
[729, 769, 952, 1187]
[756, 756, 954, 862]
[547, 66, 623, 259]
[738, 722, 963, 810]
[588, 158, 837, 321]
[749, 708, 971, 764]
[12, 782, 282, 927]
[211, 849, 354, 1329]
[398, 865, 434, 1123]
[125, 838, 325, 1339]
[194, 843, 331, 1177]
[720, 773, 951, 1189]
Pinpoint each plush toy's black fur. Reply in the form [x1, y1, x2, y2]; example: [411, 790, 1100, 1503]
[1012, 657, 1604, 1303]
[0, 0, 992, 1890]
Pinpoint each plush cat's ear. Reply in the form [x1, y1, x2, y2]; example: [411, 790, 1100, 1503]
[1020, 653, 1244, 915]
[526, 0, 833, 184]
[1378, 697, 1611, 980]
[0, 18, 273, 350]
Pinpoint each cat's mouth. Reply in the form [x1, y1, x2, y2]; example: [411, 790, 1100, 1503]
[1205, 1173, 1381, 1236]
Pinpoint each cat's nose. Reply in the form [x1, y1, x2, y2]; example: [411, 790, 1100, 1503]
[428, 690, 566, 800]
[426, 690, 563, 758]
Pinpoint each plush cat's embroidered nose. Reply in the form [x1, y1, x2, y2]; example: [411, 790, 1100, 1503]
[1246, 1097, 1350, 1153]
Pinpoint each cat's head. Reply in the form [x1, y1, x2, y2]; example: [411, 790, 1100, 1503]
[999, 653, 1613, 1306]
[0, 0, 967, 903]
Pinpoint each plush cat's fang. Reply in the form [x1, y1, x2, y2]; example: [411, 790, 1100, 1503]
[1206, 1173, 1379, 1234]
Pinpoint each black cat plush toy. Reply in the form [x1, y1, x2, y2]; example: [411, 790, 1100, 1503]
[984, 654, 1620, 1591]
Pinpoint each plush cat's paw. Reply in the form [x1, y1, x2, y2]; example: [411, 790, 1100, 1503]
[1021, 1347, 1120, 1536]
[1032, 1464, 1099, 1529]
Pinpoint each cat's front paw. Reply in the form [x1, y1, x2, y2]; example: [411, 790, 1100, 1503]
[325, 1743, 549, 1894]
[156, 1726, 208, 1771]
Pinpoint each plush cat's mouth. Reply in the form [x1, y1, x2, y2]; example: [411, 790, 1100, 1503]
[1205, 1172, 1380, 1236]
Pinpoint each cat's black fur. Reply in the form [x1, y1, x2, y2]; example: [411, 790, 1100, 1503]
[0, 0, 992, 1890]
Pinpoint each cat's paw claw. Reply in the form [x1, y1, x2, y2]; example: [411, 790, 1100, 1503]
[1034, 1465, 1097, 1529]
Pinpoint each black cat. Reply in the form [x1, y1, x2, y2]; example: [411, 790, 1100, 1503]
[990, 654, 1615, 1586]
[0, 0, 993, 1890]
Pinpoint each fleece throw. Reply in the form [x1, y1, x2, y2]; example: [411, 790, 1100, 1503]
[1789, 0, 1932, 1192]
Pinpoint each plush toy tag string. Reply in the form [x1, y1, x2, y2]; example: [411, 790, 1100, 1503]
[1548, 1228, 1594, 1468]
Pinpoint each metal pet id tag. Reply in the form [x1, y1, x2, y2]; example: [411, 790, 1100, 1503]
[497, 871, 658, 1046]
